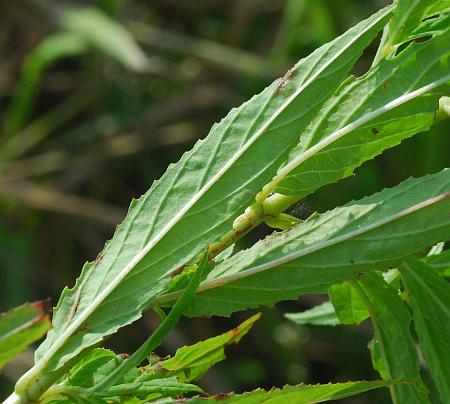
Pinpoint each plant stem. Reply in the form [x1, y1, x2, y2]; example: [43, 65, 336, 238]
[89, 252, 208, 394]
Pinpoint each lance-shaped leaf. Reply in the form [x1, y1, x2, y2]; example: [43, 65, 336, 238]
[268, 28, 450, 196]
[168, 380, 392, 403]
[400, 258, 450, 403]
[2, 32, 88, 140]
[60, 7, 149, 72]
[163, 169, 450, 317]
[425, 0, 450, 17]
[160, 313, 260, 382]
[386, 0, 436, 48]
[16, 7, 391, 394]
[353, 273, 429, 403]
[408, 13, 450, 42]
[285, 302, 340, 326]
[0, 301, 51, 370]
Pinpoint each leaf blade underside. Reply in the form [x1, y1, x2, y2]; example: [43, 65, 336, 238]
[25, 7, 391, 384]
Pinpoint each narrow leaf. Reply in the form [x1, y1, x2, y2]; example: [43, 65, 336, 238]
[426, 0, 450, 17]
[174, 380, 392, 403]
[3, 33, 87, 139]
[0, 301, 51, 369]
[166, 169, 450, 317]
[160, 313, 260, 382]
[60, 7, 149, 72]
[285, 302, 340, 326]
[329, 282, 368, 325]
[408, 13, 450, 42]
[18, 8, 391, 395]
[387, 0, 436, 47]
[269, 28, 450, 196]
[400, 258, 450, 403]
[91, 252, 208, 393]
[353, 273, 429, 403]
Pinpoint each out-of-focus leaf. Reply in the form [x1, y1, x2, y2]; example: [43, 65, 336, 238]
[0, 301, 51, 369]
[170, 169, 450, 317]
[285, 302, 339, 326]
[3, 33, 87, 139]
[60, 7, 149, 72]
[400, 258, 450, 403]
[164, 380, 392, 403]
[160, 313, 260, 382]
[354, 273, 429, 403]
[329, 282, 368, 325]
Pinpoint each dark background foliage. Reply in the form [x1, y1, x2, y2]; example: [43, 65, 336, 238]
[1, 0, 449, 401]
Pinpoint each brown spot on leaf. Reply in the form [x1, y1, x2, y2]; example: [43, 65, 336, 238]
[94, 252, 104, 266]
[382, 81, 389, 90]
[371, 127, 379, 135]
[277, 68, 294, 90]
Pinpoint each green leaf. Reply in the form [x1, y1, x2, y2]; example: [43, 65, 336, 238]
[0, 301, 51, 370]
[170, 380, 392, 403]
[423, 249, 450, 277]
[60, 7, 149, 72]
[169, 169, 450, 317]
[90, 252, 208, 393]
[160, 313, 260, 382]
[426, 0, 450, 16]
[3, 32, 87, 139]
[268, 28, 450, 196]
[67, 348, 116, 388]
[400, 258, 450, 403]
[329, 282, 368, 325]
[17, 7, 391, 396]
[387, 0, 436, 47]
[408, 13, 450, 42]
[98, 376, 202, 398]
[353, 273, 429, 404]
[285, 302, 340, 326]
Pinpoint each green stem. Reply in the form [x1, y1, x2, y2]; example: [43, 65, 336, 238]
[89, 252, 208, 394]
[371, 24, 390, 67]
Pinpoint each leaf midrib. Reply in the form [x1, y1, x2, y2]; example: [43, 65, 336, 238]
[28, 7, 392, 375]
[154, 191, 450, 305]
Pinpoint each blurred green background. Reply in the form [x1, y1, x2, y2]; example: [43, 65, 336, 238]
[1, 0, 449, 401]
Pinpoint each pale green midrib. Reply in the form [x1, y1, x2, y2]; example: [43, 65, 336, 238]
[0, 316, 44, 342]
[153, 191, 450, 305]
[278, 33, 450, 187]
[218, 174, 449, 281]
[17, 8, 391, 385]
[272, 74, 450, 188]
